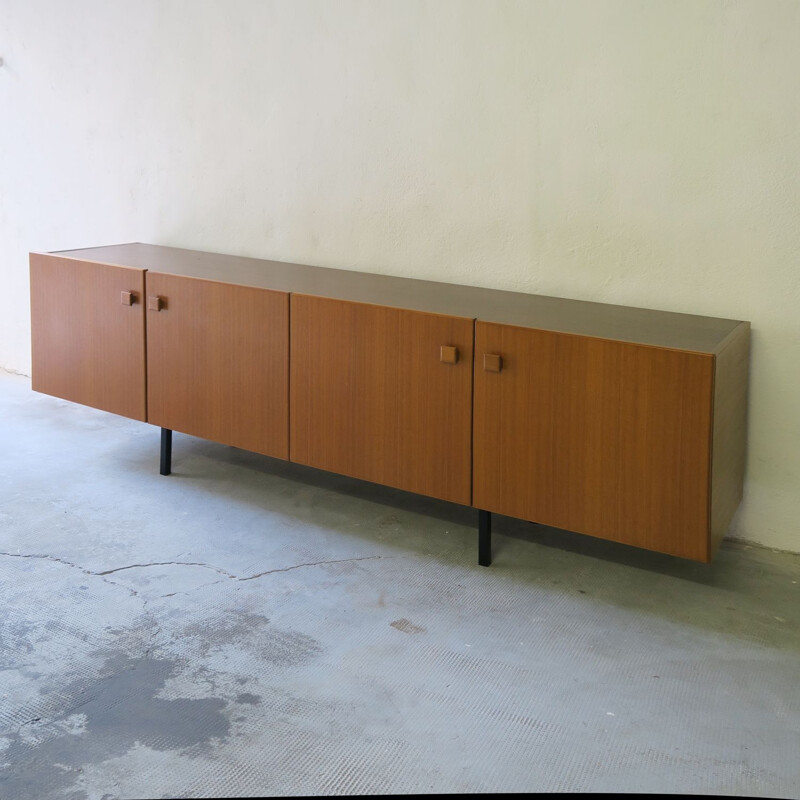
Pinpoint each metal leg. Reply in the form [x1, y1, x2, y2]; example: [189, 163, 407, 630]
[478, 510, 492, 567]
[160, 428, 172, 476]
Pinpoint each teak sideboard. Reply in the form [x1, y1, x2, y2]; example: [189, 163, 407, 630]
[29, 243, 750, 565]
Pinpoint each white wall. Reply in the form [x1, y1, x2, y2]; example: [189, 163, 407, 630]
[2, 0, 799, 552]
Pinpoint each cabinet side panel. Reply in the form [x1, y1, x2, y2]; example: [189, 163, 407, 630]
[710, 323, 750, 556]
[290, 295, 473, 505]
[473, 323, 714, 561]
[29, 254, 146, 421]
[146, 274, 289, 459]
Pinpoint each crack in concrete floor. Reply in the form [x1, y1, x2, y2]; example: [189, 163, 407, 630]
[0, 549, 390, 585]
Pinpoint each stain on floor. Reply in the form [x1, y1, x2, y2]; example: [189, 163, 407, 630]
[390, 618, 427, 635]
[1, 654, 229, 800]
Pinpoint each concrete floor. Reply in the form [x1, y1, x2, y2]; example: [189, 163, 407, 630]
[0, 370, 798, 799]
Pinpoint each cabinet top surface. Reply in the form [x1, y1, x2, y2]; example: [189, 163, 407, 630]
[43, 243, 744, 353]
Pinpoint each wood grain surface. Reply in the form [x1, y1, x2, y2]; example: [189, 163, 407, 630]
[473, 322, 715, 561]
[146, 273, 289, 459]
[31, 245, 750, 562]
[29, 254, 147, 421]
[290, 295, 473, 505]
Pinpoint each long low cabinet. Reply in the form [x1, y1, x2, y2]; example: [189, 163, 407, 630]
[29, 243, 750, 564]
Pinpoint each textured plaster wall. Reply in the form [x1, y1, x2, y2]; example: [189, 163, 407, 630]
[1, 0, 798, 551]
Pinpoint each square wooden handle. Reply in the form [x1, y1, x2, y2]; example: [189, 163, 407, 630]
[120, 291, 134, 306]
[148, 296, 163, 312]
[483, 354, 503, 373]
[440, 345, 458, 365]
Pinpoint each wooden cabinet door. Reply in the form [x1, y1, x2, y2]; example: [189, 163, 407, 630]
[473, 322, 715, 561]
[29, 254, 146, 421]
[290, 295, 473, 505]
[146, 273, 289, 459]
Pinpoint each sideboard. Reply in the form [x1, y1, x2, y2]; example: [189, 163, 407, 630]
[29, 243, 750, 565]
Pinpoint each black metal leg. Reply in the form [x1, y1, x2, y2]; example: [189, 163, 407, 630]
[160, 428, 172, 476]
[478, 510, 492, 567]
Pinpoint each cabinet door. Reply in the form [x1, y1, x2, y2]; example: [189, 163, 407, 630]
[30, 254, 146, 421]
[473, 322, 714, 561]
[146, 273, 288, 459]
[290, 295, 473, 505]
